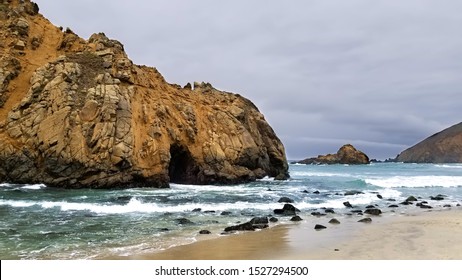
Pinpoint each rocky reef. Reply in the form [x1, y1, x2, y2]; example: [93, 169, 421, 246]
[0, 0, 289, 188]
[396, 122, 462, 163]
[296, 144, 369, 165]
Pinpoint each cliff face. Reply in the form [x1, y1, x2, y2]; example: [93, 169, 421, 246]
[396, 122, 462, 163]
[297, 144, 370, 165]
[0, 0, 289, 188]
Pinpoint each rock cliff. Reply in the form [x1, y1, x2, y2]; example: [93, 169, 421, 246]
[0, 0, 289, 188]
[396, 122, 462, 163]
[297, 144, 369, 165]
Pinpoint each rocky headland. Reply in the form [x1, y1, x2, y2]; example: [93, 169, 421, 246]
[396, 122, 462, 163]
[296, 144, 369, 165]
[0, 0, 289, 188]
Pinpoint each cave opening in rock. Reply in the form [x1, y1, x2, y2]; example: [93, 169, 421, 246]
[168, 144, 199, 184]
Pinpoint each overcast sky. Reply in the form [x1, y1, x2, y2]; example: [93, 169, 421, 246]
[35, 0, 462, 160]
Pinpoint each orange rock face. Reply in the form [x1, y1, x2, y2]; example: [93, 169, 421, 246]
[0, 0, 289, 188]
[396, 122, 462, 163]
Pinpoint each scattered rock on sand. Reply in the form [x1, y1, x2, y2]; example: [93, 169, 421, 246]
[250, 217, 269, 226]
[224, 222, 255, 232]
[311, 212, 325, 217]
[269, 217, 279, 223]
[273, 204, 300, 215]
[314, 224, 327, 230]
[364, 208, 382, 215]
[358, 218, 372, 223]
[224, 217, 270, 232]
[419, 204, 433, 209]
[406, 196, 418, 202]
[291, 216, 303, 221]
[328, 218, 341, 224]
[199, 230, 211, 234]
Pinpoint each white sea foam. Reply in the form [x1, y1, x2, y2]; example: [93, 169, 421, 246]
[0, 200, 36, 207]
[290, 171, 355, 178]
[257, 176, 275, 182]
[435, 164, 462, 169]
[0, 198, 283, 214]
[366, 176, 462, 188]
[21, 184, 46, 190]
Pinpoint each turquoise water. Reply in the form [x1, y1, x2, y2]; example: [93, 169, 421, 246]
[1, 163, 462, 259]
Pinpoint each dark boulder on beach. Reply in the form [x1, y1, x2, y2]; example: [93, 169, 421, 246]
[325, 208, 335, 214]
[291, 216, 303, 221]
[314, 224, 327, 230]
[250, 217, 269, 225]
[364, 208, 382, 215]
[274, 204, 300, 215]
[224, 222, 255, 232]
[358, 217, 372, 223]
[296, 144, 370, 165]
[199, 230, 211, 234]
[396, 122, 462, 163]
[311, 212, 325, 217]
[328, 218, 341, 224]
[405, 196, 418, 202]
[418, 204, 433, 209]
[343, 201, 353, 208]
[224, 217, 270, 232]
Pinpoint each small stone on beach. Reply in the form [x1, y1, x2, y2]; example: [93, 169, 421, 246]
[343, 201, 353, 208]
[314, 224, 327, 230]
[291, 216, 303, 221]
[358, 217, 372, 223]
[328, 218, 340, 224]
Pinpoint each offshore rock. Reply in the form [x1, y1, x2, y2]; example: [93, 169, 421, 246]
[297, 144, 369, 165]
[396, 122, 462, 163]
[0, 1, 289, 188]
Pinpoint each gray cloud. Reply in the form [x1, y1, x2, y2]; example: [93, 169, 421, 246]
[36, 0, 462, 160]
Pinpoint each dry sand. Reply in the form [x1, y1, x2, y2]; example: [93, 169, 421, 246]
[121, 208, 462, 260]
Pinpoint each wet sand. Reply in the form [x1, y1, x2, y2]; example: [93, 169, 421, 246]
[118, 208, 462, 260]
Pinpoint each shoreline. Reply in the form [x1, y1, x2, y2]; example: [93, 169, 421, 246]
[114, 208, 462, 260]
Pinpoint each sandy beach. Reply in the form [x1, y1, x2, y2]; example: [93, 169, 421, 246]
[120, 208, 462, 260]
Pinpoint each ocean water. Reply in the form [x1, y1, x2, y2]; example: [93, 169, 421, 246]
[1, 163, 462, 259]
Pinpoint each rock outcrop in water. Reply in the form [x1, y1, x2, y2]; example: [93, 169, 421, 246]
[396, 122, 462, 163]
[297, 144, 369, 165]
[0, 0, 289, 188]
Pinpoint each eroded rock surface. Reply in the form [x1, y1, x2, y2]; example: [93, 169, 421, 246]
[0, 0, 289, 188]
[297, 144, 369, 165]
